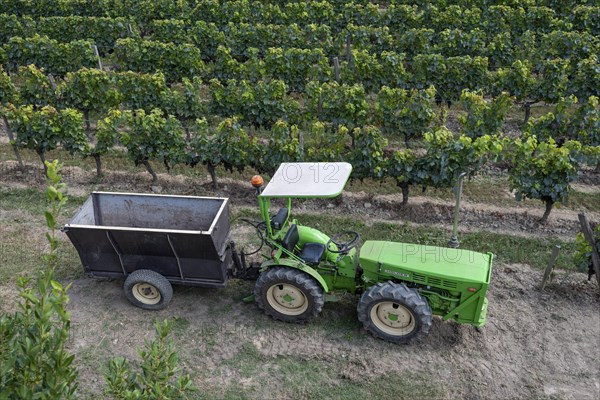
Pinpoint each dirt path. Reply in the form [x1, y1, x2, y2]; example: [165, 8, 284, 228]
[64, 263, 599, 399]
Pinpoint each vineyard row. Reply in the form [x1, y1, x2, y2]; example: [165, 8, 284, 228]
[1, 0, 598, 78]
[1, 0, 597, 33]
[1, 65, 598, 223]
[1, 36, 598, 112]
[1, 12, 598, 65]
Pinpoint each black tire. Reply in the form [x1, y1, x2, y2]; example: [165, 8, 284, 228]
[254, 267, 324, 323]
[357, 282, 432, 344]
[124, 269, 173, 310]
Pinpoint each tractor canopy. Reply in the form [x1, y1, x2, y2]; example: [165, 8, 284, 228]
[260, 162, 352, 198]
[257, 162, 352, 238]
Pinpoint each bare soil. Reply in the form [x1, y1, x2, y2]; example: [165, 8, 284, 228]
[63, 262, 599, 399]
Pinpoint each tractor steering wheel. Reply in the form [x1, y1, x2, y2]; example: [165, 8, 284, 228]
[326, 231, 361, 254]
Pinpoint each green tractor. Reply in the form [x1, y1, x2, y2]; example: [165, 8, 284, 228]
[249, 162, 493, 343]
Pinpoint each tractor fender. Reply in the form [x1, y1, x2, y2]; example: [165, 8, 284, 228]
[260, 259, 329, 293]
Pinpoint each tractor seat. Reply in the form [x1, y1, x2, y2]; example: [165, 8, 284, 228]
[298, 243, 326, 265]
[282, 224, 325, 265]
[271, 207, 288, 230]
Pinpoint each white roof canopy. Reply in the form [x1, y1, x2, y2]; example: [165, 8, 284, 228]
[260, 162, 352, 198]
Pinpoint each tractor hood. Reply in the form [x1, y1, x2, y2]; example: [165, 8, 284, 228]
[360, 241, 492, 285]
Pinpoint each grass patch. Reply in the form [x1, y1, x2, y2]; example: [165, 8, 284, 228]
[234, 209, 578, 271]
[0, 187, 89, 282]
[0, 144, 252, 182]
[460, 176, 600, 213]
[2, 144, 597, 213]
[0, 226, 83, 283]
[212, 342, 445, 399]
[170, 316, 191, 333]
[567, 190, 600, 212]
[0, 238, 80, 284]
[0, 186, 87, 215]
[348, 175, 600, 213]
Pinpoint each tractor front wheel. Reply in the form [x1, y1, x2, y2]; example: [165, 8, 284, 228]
[254, 267, 324, 323]
[357, 282, 432, 344]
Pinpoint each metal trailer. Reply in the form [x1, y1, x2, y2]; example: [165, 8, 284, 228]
[63, 192, 252, 309]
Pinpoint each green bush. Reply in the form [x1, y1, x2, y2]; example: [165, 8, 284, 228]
[574, 225, 600, 277]
[0, 160, 78, 399]
[104, 319, 196, 400]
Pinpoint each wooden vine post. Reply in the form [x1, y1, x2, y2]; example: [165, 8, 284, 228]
[578, 212, 600, 289]
[48, 74, 57, 90]
[345, 36, 351, 63]
[540, 245, 561, 290]
[93, 45, 103, 70]
[2, 115, 23, 168]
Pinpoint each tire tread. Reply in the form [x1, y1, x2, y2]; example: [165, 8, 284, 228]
[124, 269, 173, 310]
[357, 281, 432, 344]
[254, 267, 324, 323]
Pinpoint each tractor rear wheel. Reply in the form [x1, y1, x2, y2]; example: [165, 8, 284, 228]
[254, 267, 324, 323]
[357, 282, 432, 344]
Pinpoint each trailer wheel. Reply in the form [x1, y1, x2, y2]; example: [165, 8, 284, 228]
[124, 269, 173, 310]
[357, 282, 432, 344]
[254, 267, 324, 323]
